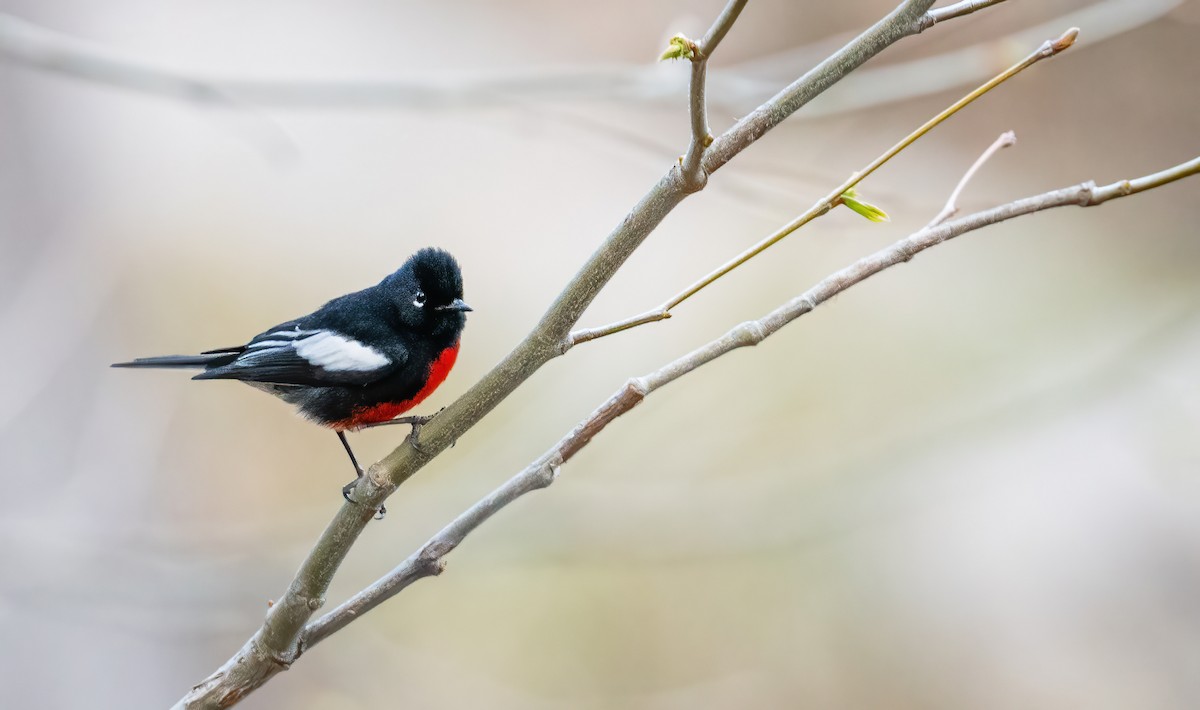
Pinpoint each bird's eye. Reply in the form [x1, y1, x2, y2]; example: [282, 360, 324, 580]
[413, 291, 426, 308]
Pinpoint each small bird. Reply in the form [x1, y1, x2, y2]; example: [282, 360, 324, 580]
[113, 248, 471, 510]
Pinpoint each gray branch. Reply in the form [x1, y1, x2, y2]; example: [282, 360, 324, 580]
[299, 155, 1200, 647]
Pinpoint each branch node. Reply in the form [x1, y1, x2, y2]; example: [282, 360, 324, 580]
[626, 376, 651, 398]
[731, 321, 767, 348]
[418, 543, 452, 574]
[535, 456, 562, 488]
[678, 161, 709, 192]
[1077, 180, 1098, 206]
[252, 638, 295, 670]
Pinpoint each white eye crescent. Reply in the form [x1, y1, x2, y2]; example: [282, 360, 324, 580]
[413, 291, 426, 308]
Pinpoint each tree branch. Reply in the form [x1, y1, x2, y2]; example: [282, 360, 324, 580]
[175, 3, 1025, 706]
[926, 130, 1016, 228]
[297, 155, 1200, 648]
[678, 0, 750, 190]
[568, 28, 1076, 347]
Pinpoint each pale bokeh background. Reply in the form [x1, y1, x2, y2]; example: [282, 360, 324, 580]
[2, 1, 1199, 707]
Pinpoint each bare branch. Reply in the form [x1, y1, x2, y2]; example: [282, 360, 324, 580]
[569, 29, 1077, 348]
[296, 155, 1200, 647]
[678, 0, 750, 190]
[926, 130, 1017, 228]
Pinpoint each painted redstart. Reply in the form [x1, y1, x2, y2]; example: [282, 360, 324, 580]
[113, 248, 470, 512]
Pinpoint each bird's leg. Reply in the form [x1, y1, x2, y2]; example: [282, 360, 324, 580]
[337, 430, 385, 520]
[337, 430, 364, 477]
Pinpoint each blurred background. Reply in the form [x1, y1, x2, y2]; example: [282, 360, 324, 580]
[2, 0, 1199, 707]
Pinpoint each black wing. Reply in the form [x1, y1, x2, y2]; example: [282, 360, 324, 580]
[192, 326, 404, 387]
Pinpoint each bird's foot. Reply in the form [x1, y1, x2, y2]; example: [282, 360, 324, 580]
[406, 421, 432, 456]
[361, 409, 444, 455]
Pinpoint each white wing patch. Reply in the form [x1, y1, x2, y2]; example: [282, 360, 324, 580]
[293, 331, 390, 372]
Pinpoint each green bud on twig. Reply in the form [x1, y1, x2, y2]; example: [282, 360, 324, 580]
[840, 188, 890, 223]
[660, 34, 695, 61]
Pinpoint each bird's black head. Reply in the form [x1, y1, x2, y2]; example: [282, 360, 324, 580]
[384, 248, 471, 341]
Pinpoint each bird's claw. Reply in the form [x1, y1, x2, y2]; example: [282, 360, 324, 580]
[407, 424, 431, 455]
[342, 476, 386, 520]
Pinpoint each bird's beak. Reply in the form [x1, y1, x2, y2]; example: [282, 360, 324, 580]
[436, 298, 473, 312]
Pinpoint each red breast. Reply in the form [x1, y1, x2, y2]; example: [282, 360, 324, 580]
[331, 342, 459, 431]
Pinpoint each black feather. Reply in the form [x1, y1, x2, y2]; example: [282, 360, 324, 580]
[111, 353, 239, 369]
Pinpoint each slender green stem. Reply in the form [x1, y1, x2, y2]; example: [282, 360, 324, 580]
[675, 28, 1076, 311]
[569, 27, 1080, 347]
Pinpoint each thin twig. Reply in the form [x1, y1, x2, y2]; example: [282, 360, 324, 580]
[568, 29, 1078, 348]
[298, 155, 1200, 647]
[922, 0, 1008, 28]
[926, 130, 1016, 228]
[679, 0, 750, 190]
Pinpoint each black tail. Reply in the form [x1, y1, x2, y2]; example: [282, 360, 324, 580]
[111, 352, 240, 370]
